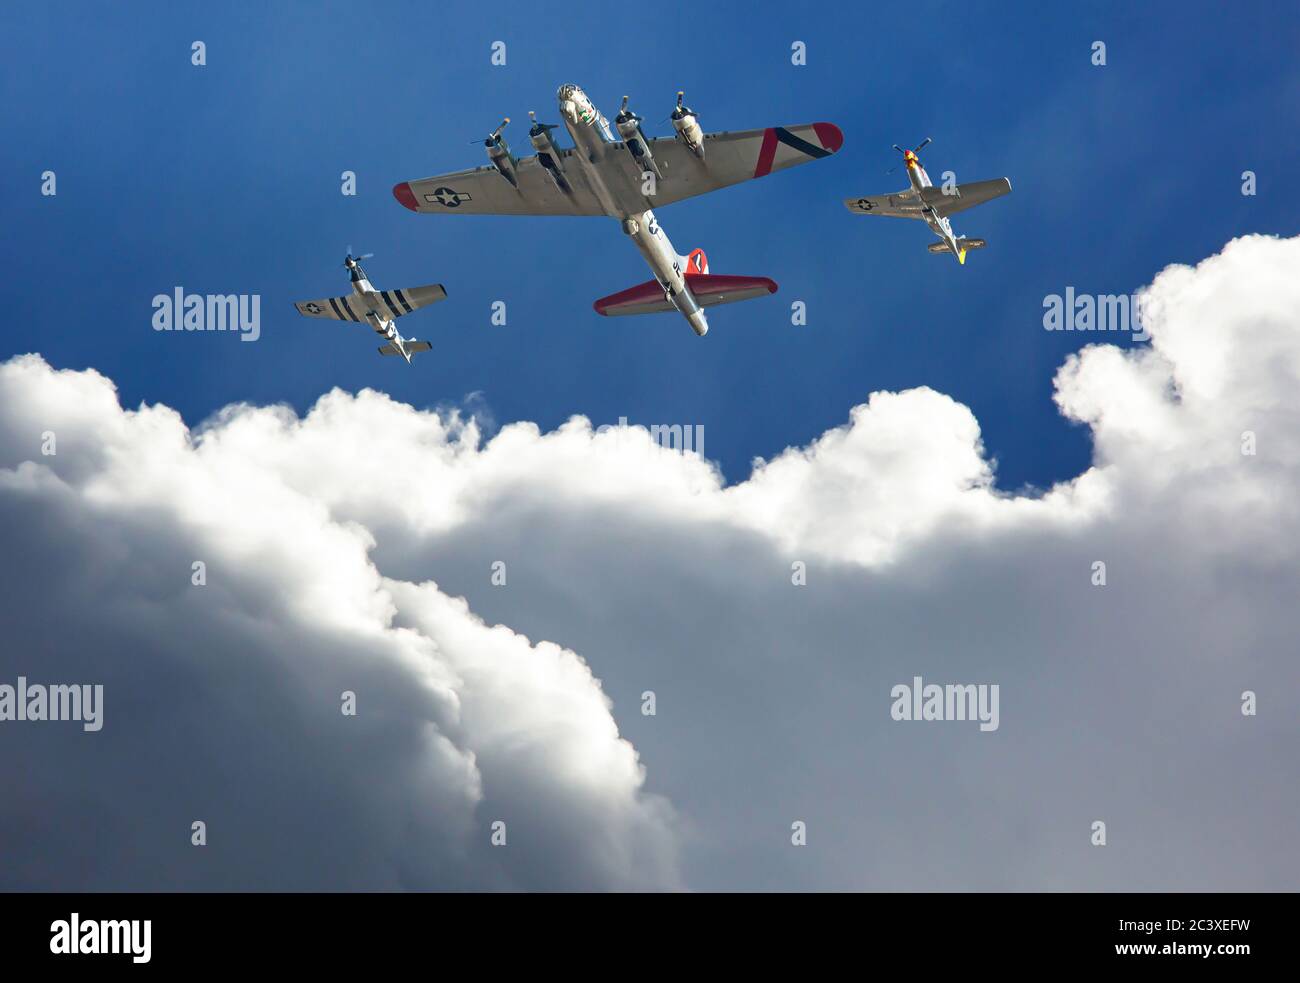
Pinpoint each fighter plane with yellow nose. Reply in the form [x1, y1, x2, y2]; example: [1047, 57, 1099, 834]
[844, 138, 1011, 264]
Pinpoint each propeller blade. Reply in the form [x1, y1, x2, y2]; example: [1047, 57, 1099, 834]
[671, 90, 698, 123]
[528, 111, 558, 132]
[477, 117, 511, 145]
[617, 96, 642, 122]
[915, 137, 932, 152]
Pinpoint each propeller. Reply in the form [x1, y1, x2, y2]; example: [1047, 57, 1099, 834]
[485, 117, 509, 147]
[671, 90, 697, 121]
[617, 95, 642, 123]
[528, 110, 559, 136]
[344, 247, 373, 267]
[468, 118, 511, 147]
[886, 137, 932, 174]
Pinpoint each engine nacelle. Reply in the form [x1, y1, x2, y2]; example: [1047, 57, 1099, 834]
[529, 115, 571, 193]
[487, 140, 518, 188]
[671, 91, 705, 160]
[615, 97, 662, 181]
[484, 118, 518, 188]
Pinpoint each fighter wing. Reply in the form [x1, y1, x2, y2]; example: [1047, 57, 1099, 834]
[926, 178, 1012, 218]
[393, 157, 605, 216]
[294, 296, 365, 322]
[643, 123, 843, 207]
[295, 285, 447, 324]
[365, 284, 448, 320]
[843, 189, 927, 219]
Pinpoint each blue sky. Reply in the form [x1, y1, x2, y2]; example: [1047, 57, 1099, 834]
[4, 0, 1297, 490]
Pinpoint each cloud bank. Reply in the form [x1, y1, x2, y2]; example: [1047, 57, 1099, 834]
[1, 234, 1297, 890]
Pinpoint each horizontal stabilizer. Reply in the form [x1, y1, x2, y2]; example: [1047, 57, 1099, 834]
[594, 273, 778, 317]
[377, 340, 433, 356]
[928, 238, 987, 255]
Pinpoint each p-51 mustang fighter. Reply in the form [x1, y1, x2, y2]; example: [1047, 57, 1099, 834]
[844, 139, 1011, 264]
[293, 252, 447, 363]
[393, 85, 843, 336]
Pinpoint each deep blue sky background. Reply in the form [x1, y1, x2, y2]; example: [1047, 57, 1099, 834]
[4, 1, 1297, 490]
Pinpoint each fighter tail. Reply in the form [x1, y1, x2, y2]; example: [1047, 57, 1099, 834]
[378, 340, 433, 360]
[928, 237, 987, 263]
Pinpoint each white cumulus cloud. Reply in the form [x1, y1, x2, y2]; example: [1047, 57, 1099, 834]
[1, 234, 1297, 890]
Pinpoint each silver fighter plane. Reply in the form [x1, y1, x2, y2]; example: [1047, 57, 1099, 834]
[293, 252, 447, 364]
[844, 139, 1011, 264]
[393, 85, 843, 335]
